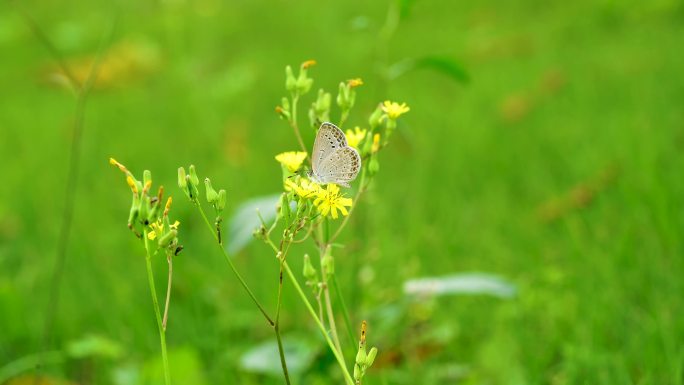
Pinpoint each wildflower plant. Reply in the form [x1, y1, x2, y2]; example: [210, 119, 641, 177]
[110, 60, 408, 385]
[109, 158, 182, 385]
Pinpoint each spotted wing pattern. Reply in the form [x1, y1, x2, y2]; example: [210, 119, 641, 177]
[316, 146, 361, 187]
[311, 122, 361, 187]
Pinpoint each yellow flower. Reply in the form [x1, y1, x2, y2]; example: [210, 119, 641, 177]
[381, 100, 410, 119]
[301, 59, 317, 69]
[285, 178, 320, 199]
[275, 151, 308, 173]
[372, 133, 381, 153]
[126, 175, 138, 194]
[345, 127, 367, 149]
[148, 219, 180, 240]
[347, 78, 363, 88]
[313, 184, 353, 219]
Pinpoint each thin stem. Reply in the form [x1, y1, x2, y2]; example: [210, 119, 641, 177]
[289, 94, 308, 153]
[283, 262, 354, 385]
[143, 230, 171, 385]
[323, 282, 344, 359]
[330, 168, 369, 243]
[339, 109, 350, 128]
[162, 254, 173, 331]
[319, 225, 344, 362]
[274, 244, 291, 385]
[196, 203, 274, 326]
[331, 275, 356, 349]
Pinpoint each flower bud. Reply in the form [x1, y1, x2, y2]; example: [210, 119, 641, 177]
[368, 155, 380, 176]
[204, 178, 219, 204]
[158, 229, 177, 248]
[279, 192, 291, 224]
[355, 345, 367, 366]
[285, 65, 296, 92]
[322, 252, 334, 278]
[178, 167, 187, 190]
[302, 254, 317, 281]
[188, 165, 200, 186]
[365, 347, 378, 367]
[353, 363, 362, 382]
[143, 170, 152, 186]
[217, 189, 227, 212]
[368, 104, 384, 130]
[336, 81, 350, 110]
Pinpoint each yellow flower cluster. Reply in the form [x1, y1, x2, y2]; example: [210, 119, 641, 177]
[345, 127, 367, 149]
[148, 219, 180, 240]
[275, 151, 308, 173]
[381, 100, 410, 119]
[286, 178, 353, 219]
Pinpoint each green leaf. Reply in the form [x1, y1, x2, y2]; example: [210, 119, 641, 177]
[403, 273, 516, 298]
[387, 56, 469, 84]
[240, 336, 319, 377]
[227, 194, 281, 254]
[66, 334, 123, 360]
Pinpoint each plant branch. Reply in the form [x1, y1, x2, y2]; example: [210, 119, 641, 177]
[195, 202, 274, 326]
[143, 230, 171, 385]
[283, 262, 354, 385]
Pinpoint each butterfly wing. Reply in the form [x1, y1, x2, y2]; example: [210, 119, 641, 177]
[316, 146, 362, 187]
[312, 122, 348, 172]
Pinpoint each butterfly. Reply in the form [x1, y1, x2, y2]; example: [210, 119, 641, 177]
[307, 122, 361, 188]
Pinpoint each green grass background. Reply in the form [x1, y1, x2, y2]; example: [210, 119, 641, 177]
[1, 0, 683, 383]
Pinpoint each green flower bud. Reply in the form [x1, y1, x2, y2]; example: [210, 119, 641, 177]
[143, 170, 152, 186]
[336, 82, 350, 110]
[217, 189, 227, 212]
[365, 347, 378, 367]
[285, 65, 296, 92]
[279, 193, 291, 224]
[188, 165, 200, 186]
[308, 106, 317, 128]
[158, 229, 177, 248]
[322, 252, 334, 278]
[369, 104, 384, 130]
[353, 363, 362, 382]
[368, 155, 380, 176]
[178, 167, 187, 190]
[204, 178, 219, 204]
[355, 345, 367, 366]
[139, 196, 150, 225]
[128, 195, 140, 227]
[303, 254, 317, 280]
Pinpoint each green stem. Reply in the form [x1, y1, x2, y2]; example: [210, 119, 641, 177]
[275, 252, 291, 385]
[331, 275, 356, 349]
[143, 229, 171, 385]
[290, 94, 307, 153]
[196, 203, 274, 326]
[284, 262, 354, 385]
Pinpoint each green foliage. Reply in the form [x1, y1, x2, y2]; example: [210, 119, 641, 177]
[1, 0, 684, 384]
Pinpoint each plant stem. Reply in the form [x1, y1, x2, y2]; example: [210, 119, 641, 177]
[143, 230, 171, 385]
[290, 94, 308, 153]
[196, 203, 274, 326]
[283, 262, 354, 385]
[274, 247, 291, 385]
[330, 167, 368, 243]
[331, 275, 356, 349]
[162, 254, 173, 331]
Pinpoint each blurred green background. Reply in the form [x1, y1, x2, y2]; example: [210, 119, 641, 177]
[1, 0, 684, 384]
